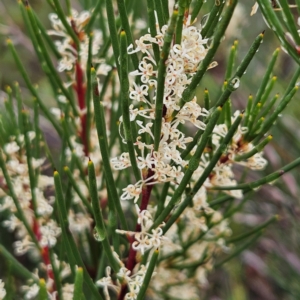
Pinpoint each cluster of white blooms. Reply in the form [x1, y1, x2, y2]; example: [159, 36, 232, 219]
[204, 111, 266, 197]
[118, 264, 149, 300]
[96, 197, 162, 299]
[0, 134, 61, 256]
[21, 256, 72, 299]
[109, 12, 270, 298]
[112, 16, 211, 203]
[48, 9, 111, 75]
[96, 252, 151, 300]
[96, 266, 120, 300]
[212, 111, 267, 168]
[148, 109, 267, 296]
[149, 264, 209, 300]
[188, 110, 267, 201]
[147, 196, 232, 298]
[0, 131, 87, 298]
[116, 204, 166, 254]
[112, 11, 267, 231]
[47, 5, 120, 270]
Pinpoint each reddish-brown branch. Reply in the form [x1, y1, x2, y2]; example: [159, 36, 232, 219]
[70, 19, 88, 156]
[74, 62, 88, 156]
[32, 219, 56, 294]
[118, 169, 154, 300]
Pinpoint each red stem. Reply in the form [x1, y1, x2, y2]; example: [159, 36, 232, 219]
[70, 19, 88, 157]
[32, 219, 56, 293]
[118, 169, 154, 300]
[74, 62, 88, 156]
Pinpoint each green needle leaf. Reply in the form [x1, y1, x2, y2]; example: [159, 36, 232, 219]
[91, 67, 128, 230]
[73, 267, 84, 300]
[154, 8, 178, 151]
[136, 249, 159, 300]
[120, 30, 141, 181]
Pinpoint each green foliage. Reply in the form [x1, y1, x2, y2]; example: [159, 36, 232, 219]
[0, 1, 299, 299]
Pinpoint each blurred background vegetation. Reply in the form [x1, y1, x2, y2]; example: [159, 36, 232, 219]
[1, 1, 300, 299]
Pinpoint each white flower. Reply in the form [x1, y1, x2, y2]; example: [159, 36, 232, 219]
[245, 152, 267, 170]
[183, 208, 208, 234]
[48, 9, 103, 73]
[22, 283, 39, 299]
[68, 211, 93, 234]
[148, 227, 165, 248]
[129, 82, 150, 104]
[207, 164, 243, 199]
[96, 62, 112, 75]
[176, 98, 208, 129]
[51, 254, 71, 279]
[117, 266, 132, 284]
[35, 189, 53, 217]
[0, 280, 6, 300]
[27, 131, 36, 141]
[50, 107, 62, 119]
[38, 175, 54, 189]
[136, 120, 154, 140]
[0, 196, 15, 212]
[4, 141, 20, 155]
[117, 263, 149, 300]
[121, 181, 143, 203]
[251, 2, 259, 16]
[7, 159, 27, 174]
[57, 55, 75, 72]
[96, 267, 120, 300]
[132, 233, 152, 255]
[116, 206, 166, 254]
[3, 215, 26, 233]
[130, 60, 157, 83]
[39, 220, 61, 247]
[62, 283, 74, 300]
[125, 290, 137, 300]
[111, 152, 132, 170]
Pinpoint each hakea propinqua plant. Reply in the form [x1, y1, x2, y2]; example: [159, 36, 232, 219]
[0, 0, 300, 299]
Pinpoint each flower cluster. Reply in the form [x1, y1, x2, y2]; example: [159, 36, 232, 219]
[112, 16, 211, 203]
[146, 108, 268, 296]
[1, 0, 292, 299]
[0, 135, 60, 255]
[21, 257, 72, 299]
[48, 9, 109, 75]
[112, 13, 267, 214]
[0, 127, 92, 298]
[148, 197, 232, 298]
[116, 205, 166, 254]
[96, 252, 151, 300]
[110, 13, 269, 297]
[197, 110, 267, 198]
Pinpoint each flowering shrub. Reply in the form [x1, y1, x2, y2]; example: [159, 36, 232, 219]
[0, 0, 299, 299]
